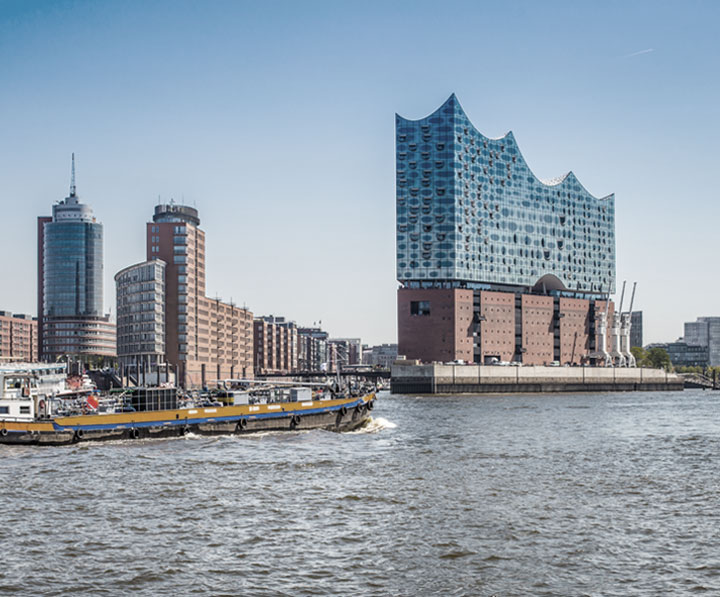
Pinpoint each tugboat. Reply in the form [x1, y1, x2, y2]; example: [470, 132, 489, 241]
[0, 371, 376, 446]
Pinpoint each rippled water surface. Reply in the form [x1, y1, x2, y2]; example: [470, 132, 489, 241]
[3, 390, 720, 596]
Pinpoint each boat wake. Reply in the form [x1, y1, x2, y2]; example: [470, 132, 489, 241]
[349, 417, 397, 434]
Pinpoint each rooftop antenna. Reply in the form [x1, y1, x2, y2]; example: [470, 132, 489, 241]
[70, 153, 77, 196]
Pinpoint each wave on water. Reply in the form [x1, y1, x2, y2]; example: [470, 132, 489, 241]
[349, 417, 397, 434]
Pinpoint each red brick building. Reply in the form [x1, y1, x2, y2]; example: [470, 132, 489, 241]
[398, 288, 613, 366]
[144, 204, 253, 387]
[0, 311, 38, 362]
[253, 316, 298, 375]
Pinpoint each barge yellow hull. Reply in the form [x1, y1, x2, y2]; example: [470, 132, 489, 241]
[0, 393, 376, 445]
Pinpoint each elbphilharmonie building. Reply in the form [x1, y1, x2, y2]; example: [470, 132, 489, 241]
[396, 95, 617, 365]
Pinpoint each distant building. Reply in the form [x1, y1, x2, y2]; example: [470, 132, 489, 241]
[630, 311, 643, 348]
[38, 156, 115, 362]
[253, 315, 298, 375]
[363, 344, 402, 368]
[116, 203, 253, 388]
[0, 311, 38, 362]
[298, 327, 329, 371]
[650, 341, 709, 369]
[328, 338, 363, 368]
[683, 317, 720, 366]
[396, 95, 616, 365]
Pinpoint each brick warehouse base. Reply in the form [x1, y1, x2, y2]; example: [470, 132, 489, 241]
[398, 287, 613, 366]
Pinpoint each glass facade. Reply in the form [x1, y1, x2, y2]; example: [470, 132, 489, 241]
[684, 317, 720, 367]
[396, 94, 616, 294]
[44, 221, 103, 317]
[40, 164, 116, 360]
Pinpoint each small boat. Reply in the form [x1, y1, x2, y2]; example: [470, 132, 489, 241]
[0, 372, 377, 446]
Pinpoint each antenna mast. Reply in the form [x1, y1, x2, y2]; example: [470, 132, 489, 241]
[70, 153, 76, 196]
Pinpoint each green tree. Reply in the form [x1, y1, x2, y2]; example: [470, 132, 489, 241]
[645, 347, 672, 371]
[630, 346, 647, 367]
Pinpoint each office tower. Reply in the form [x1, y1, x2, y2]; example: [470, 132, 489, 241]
[115, 259, 166, 383]
[39, 156, 115, 362]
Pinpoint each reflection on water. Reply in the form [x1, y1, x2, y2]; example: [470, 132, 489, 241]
[3, 390, 720, 596]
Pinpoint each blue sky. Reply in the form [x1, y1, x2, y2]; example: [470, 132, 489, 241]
[1, 0, 718, 345]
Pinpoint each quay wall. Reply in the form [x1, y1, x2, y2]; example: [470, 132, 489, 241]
[391, 363, 683, 394]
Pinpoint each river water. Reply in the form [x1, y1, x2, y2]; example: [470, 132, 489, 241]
[2, 389, 720, 596]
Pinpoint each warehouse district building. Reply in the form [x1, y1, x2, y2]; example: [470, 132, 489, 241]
[396, 95, 616, 365]
[115, 204, 253, 388]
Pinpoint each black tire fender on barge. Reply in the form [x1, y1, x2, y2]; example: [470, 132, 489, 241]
[74, 429, 84, 442]
[367, 400, 374, 411]
[129, 428, 140, 439]
[339, 406, 348, 417]
[0, 428, 7, 437]
[236, 418, 248, 432]
[290, 415, 301, 429]
[179, 425, 190, 436]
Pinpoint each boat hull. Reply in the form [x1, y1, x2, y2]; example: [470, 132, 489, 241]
[0, 394, 376, 446]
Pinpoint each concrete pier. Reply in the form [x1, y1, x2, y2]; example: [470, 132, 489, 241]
[391, 362, 683, 394]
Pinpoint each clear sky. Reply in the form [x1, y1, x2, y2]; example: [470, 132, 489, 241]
[1, 0, 718, 346]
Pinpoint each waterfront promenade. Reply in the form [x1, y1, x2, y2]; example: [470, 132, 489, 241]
[392, 362, 683, 394]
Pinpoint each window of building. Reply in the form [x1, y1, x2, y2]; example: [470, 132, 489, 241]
[173, 255, 187, 264]
[410, 301, 431, 316]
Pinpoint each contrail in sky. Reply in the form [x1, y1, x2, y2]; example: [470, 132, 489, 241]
[623, 48, 654, 58]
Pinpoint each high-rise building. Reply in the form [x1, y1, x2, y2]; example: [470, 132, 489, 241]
[38, 156, 116, 362]
[116, 203, 253, 388]
[0, 311, 38, 362]
[396, 95, 617, 364]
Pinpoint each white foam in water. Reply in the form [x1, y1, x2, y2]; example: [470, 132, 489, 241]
[349, 417, 397, 434]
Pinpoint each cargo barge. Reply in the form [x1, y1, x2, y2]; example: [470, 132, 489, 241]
[0, 369, 376, 446]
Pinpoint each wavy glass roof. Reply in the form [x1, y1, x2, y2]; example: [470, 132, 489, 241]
[395, 94, 615, 294]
